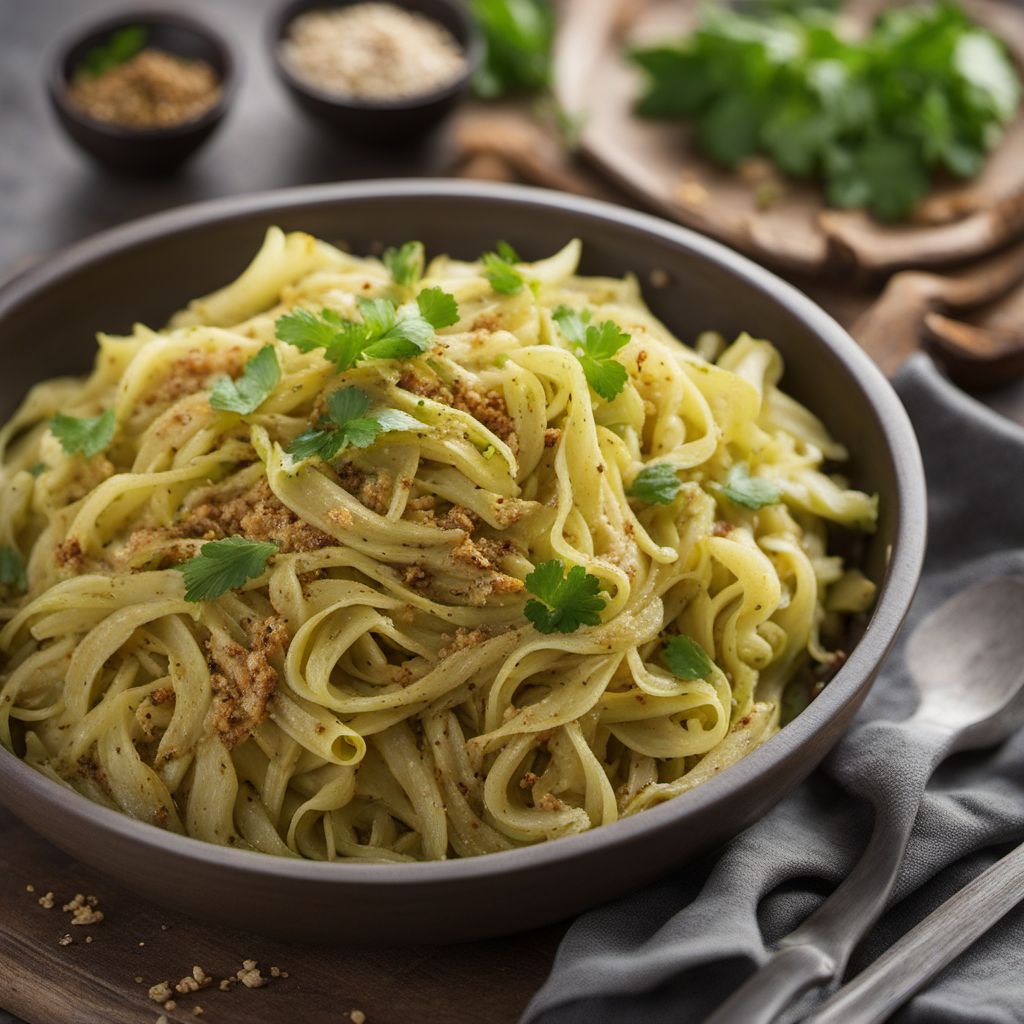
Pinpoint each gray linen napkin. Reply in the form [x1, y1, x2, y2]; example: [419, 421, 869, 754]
[523, 354, 1024, 1024]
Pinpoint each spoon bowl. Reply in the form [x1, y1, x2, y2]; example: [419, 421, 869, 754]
[907, 576, 1024, 751]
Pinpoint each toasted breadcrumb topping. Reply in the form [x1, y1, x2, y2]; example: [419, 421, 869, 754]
[398, 371, 518, 452]
[206, 616, 289, 748]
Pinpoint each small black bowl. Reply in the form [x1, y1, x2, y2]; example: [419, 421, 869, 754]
[270, 0, 482, 142]
[48, 9, 237, 176]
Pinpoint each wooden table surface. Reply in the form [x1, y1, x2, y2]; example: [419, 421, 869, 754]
[4, 2, 1024, 1022]
[0, 807, 563, 1024]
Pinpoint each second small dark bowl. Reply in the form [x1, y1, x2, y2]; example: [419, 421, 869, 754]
[48, 9, 237, 176]
[270, 0, 482, 142]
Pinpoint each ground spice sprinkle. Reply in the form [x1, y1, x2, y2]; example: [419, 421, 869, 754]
[67, 49, 221, 129]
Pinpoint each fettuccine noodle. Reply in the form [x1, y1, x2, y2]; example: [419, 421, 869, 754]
[0, 230, 877, 861]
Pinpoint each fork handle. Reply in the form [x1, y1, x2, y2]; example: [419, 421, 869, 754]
[701, 720, 950, 1024]
[805, 838, 1024, 1024]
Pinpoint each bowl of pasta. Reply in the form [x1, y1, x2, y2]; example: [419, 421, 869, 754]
[0, 180, 925, 942]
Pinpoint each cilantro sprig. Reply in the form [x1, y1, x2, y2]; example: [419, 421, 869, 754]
[383, 241, 425, 288]
[175, 537, 278, 603]
[719, 463, 782, 510]
[0, 547, 27, 594]
[287, 387, 422, 463]
[50, 409, 115, 458]
[628, 464, 682, 506]
[210, 345, 280, 415]
[524, 559, 606, 634]
[275, 289, 459, 371]
[662, 635, 714, 681]
[552, 305, 631, 402]
[482, 242, 525, 295]
[630, 3, 1022, 221]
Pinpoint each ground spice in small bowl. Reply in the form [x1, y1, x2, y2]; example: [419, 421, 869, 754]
[67, 48, 222, 130]
[281, 3, 467, 102]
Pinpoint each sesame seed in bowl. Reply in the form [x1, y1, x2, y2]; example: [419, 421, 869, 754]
[269, 0, 482, 141]
[281, 3, 467, 102]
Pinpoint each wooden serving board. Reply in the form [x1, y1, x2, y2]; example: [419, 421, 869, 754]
[553, 0, 1024, 278]
[0, 808, 564, 1024]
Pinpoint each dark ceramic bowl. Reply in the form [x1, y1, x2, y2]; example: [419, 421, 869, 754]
[0, 181, 926, 943]
[48, 9, 236, 175]
[269, 0, 482, 141]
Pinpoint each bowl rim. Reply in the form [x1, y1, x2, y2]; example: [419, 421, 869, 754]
[0, 179, 927, 887]
[47, 5, 238, 142]
[268, 0, 483, 113]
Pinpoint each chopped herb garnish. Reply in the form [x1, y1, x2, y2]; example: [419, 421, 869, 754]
[287, 386, 422, 463]
[175, 537, 278, 603]
[28, 463, 47, 478]
[416, 287, 460, 329]
[275, 293, 456, 371]
[209, 345, 280, 415]
[482, 247, 524, 295]
[50, 409, 115, 458]
[720, 463, 782, 510]
[627, 463, 682, 505]
[552, 305, 631, 402]
[79, 25, 147, 78]
[383, 241, 425, 287]
[663, 634, 714, 681]
[524, 559, 606, 634]
[0, 547, 27, 594]
[496, 240, 521, 263]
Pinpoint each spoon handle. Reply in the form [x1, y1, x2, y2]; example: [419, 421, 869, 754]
[805, 838, 1024, 1024]
[701, 721, 949, 1024]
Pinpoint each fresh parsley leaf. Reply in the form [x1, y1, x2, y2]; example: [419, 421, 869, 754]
[628, 464, 682, 505]
[79, 25, 147, 77]
[362, 317, 434, 361]
[663, 635, 714, 680]
[175, 536, 278, 603]
[286, 387, 422, 463]
[496, 240, 521, 263]
[28, 462, 47, 478]
[209, 345, 280, 415]
[470, 0, 554, 99]
[552, 306, 631, 402]
[383, 241, 425, 287]
[274, 307, 344, 352]
[482, 249, 524, 295]
[524, 560, 606, 634]
[50, 409, 115, 458]
[0, 547, 27, 594]
[720, 463, 782, 509]
[357, 297, 396, 337]
[275, 300, 435, 371]
[551, 304, 590, 344]
[416, 287, 460, 329]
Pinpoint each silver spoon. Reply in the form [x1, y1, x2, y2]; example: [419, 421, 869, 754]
[703, 575, 1024, 1024]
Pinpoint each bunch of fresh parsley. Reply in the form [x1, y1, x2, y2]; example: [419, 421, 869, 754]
[631, 1, 1022, 220]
